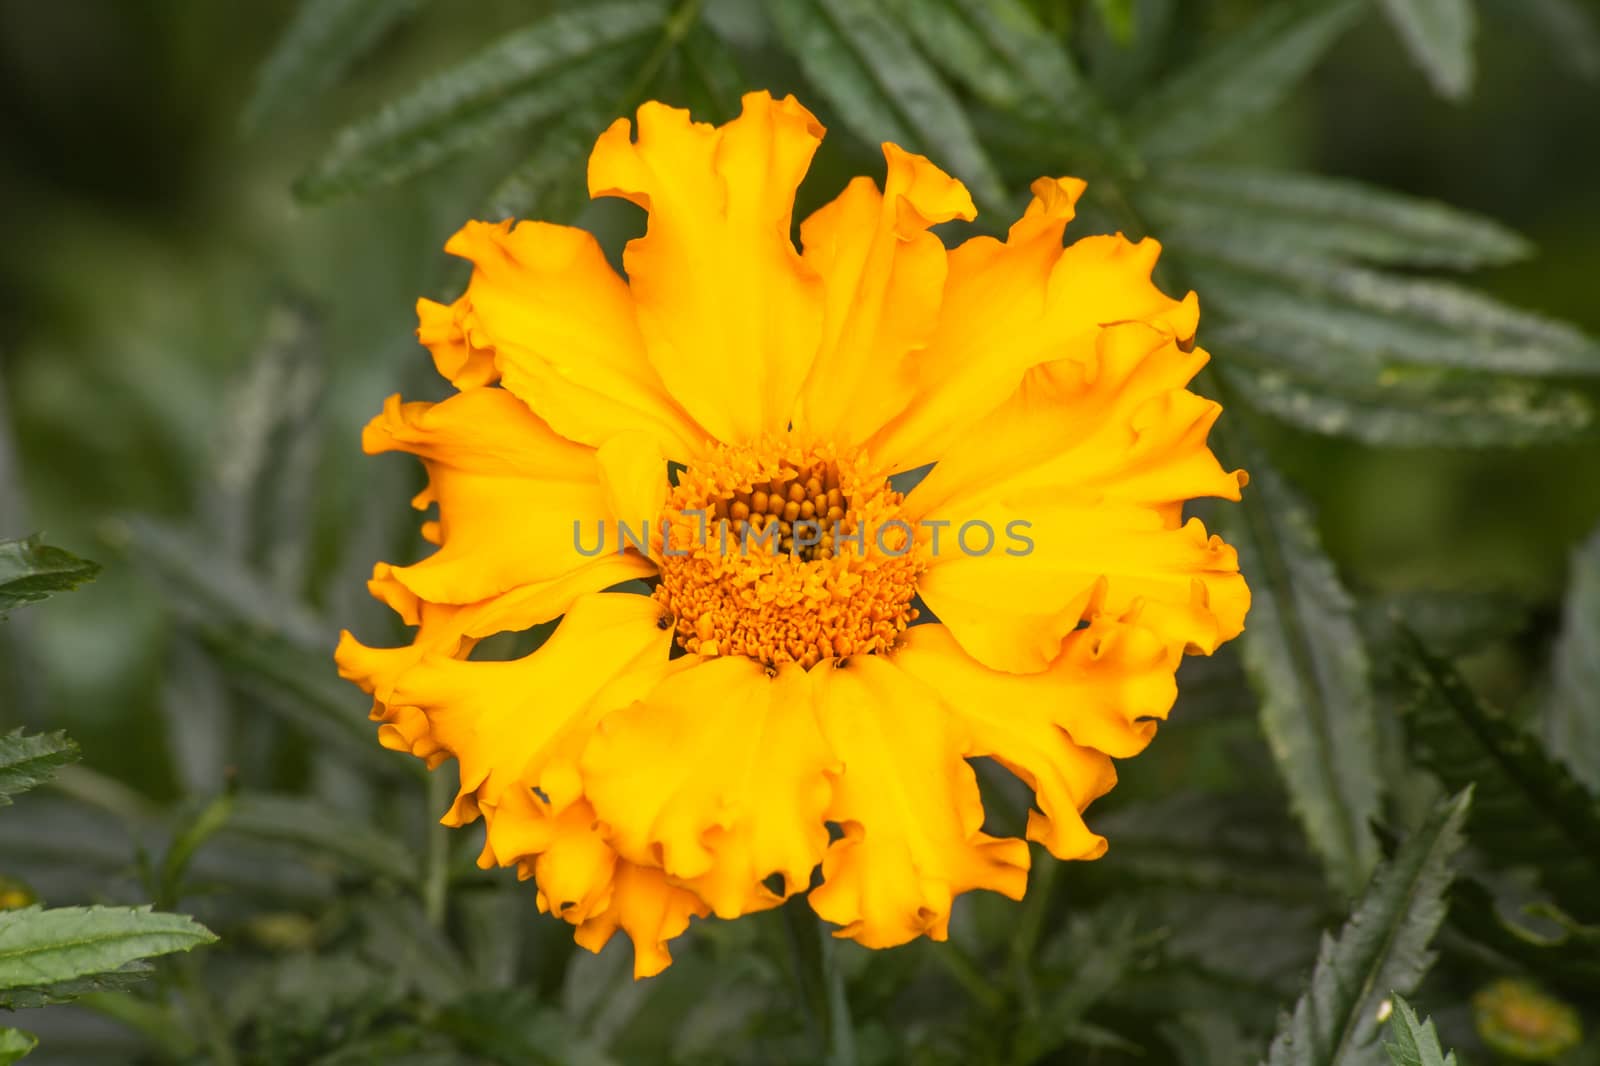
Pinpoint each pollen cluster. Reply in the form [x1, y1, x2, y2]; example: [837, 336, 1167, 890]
[653, 437, 924, 668]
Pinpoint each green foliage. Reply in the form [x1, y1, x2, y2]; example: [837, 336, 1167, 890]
[0, 731, 79, 806]
[1382, 995, 1457, 1066]
[1263, 789, 1471, 1066]
[1224, 443, 1382, 896]
[1542, 520, 1600, 792]
[0, 1028, 36, 1066]
[0, 537, 100, 615]
[1378, 0, 1476, 100]
[0, 906, 217, 1009]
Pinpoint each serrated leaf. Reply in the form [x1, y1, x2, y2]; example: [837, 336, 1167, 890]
[0, 537, 100, 614]
[1542, 522, 1600, 792]
[1263, 789, 1471, 1066]
[296, 2, 667, 202]
[1383, 995, 1458, 1066]
[1127, 0, 1365, 160]
[1378, 0, 1476, 100]
[1362, 588, 1533, 658]
[768, 0, 1008, 213]
[1223, 444, 1382, 896]
[225, 793, 417, 884]
[0, 1028, 35, 1066]
[1143, 164, 1530, 269]
[885, 0, 1136, 171]
[1191, 254, 1600, 377]
[0, 731, 80, 805]
[1219, 362, 1592, 448]
[242, 0, 428, 132]
[0, 906, 217, 1009]
[1394, 627, 1600, 923]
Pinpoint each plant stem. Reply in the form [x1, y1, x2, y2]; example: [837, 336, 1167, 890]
[781, 900, 856, 1065]
[1009, 853, 1058, 1020]
[929, 939, 1006, 1013]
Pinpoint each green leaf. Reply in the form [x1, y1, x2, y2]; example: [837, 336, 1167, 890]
[668, 23, 746, 123]
[1447, 875, 1600, 994]
[1127, 0, 1365, 161]
[1219, 362, 1592, 448]
[1382, 995, 1458, 1066]
[1542, 522, 1600, 793]
[225, 793, 417, 885]
[885, 0, 1136, 171]
[0, 1028, 36, 1066]
[484, 112, 606, 224]
[295, 1, 667, 202]
[1362, 587, 1533, 658]
[1525, 0, 1600, 80]
[242, 0, 428, 132]
[0, 731, 80, 805]
[768, 0, 1009, 213]
[1190, 254, 1600, 377]
[1378, 0, 1476, 100]
[1263, 789, 1471, 1066]
[1223, 443, 1382, 896]
[0, 906, 217, 1009]
[1092, 0, 1136, 44]
[1393, 627, 1600, 923]
[1143, 164, 1530, 269]
[0, 537, 100, 614]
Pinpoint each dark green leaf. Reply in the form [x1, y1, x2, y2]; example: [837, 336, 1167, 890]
[242, 0, 429, 132]
[886, 0, 1136, 171]
[224, 793, 417, 885]
[0, 906, 217, 1009]
[0, 1028, 35, 1066]
[1448, 874, 1600, 994]
[484, 112, 606, 224]
[768, 0, 1009, 212]
[0, 731, 80, 806]
[1127, 0, 1365, 160]
[1524, 0, 1600, 79]
[0, 537, 100, 614]
[1191, 254, 1600, 377]
[1378, 0, 1476, 99]
[1542, 521, 1600, 793]
[1223, 443, 1382, 895]
[1382, 995, 1457, 1066]
[1263, 789, 1471, 1066]
[157, 792, 237, 909]
[1362, 587, 1533, 658]
[296, 2, 667, 202]
[1143, 164, 1530, 269]
[669, 23, 746, 122]
[1394, 628, 1600, 922]
[1219, 362, 1592, 448]
[1092, 0, 1136, 44]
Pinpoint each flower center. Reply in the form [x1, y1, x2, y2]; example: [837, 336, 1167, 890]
[653, 437, 924, 669]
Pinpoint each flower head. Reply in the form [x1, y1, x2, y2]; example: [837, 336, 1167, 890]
[336, 92, 1249, 977]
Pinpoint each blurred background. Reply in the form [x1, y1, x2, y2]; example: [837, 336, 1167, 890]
[1, 0, 1598, 1062]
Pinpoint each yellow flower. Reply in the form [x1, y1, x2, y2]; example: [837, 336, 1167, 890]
[336, 92, 1249, 977]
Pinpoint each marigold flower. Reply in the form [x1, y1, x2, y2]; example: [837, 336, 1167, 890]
[336, 92, 1249, 977]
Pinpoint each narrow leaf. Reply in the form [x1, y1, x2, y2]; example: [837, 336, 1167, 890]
[243, 0, 428, 132]
[1223, 443, 1382, 895]
[1383, 995, 1458, 1066]
[484, 112, 606, 224]
[1128, 0, 1365, 160]
[225, 793, 417, 884]
[1143, 164, 1530, 269]
[296, 2, 666, 202]
[1525, 0, 1600, 80]
[0, 731, 80, 806]
[1220, 362, 1592, 448]
[0, 906, 217, 1009]
[0, 537, 100, 614]
[1394, 627, 1600, 922]
[768, 0, 1009, 212]
[1191, 254, 1600, 378]
[1378, 0, 1476, 99]
[1263, 789, 1471, 1066]
[1542, 521, 1600, 792]
[0, 1028, 35, 1066]
[886, 0, 1136, 169]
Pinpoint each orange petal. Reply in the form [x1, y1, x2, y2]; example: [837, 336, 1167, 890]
[573, 860, 710, 979]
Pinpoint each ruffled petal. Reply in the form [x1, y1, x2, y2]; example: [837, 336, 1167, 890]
[793, 144, 975, 445]
[573, 860, 710, 979]
[589, 91, 826, 444]
[384, 592, 673, 820]
[916, 495, 1248, 672]
[890, 621, 1178, 859]
[866, 177, 1198, 473]
[443, 220, 708, 458]
[808, 655, 1030, 948]
[580, 658, 834, 919]
[362, 389, 629, 606]
[417, 295, 498, 389]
